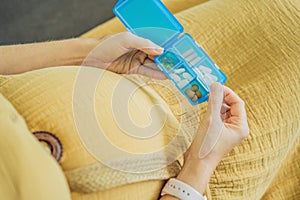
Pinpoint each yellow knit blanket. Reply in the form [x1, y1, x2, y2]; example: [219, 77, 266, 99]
[0, 0, 299, 199]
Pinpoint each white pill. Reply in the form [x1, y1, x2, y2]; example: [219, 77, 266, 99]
[178, 80, 189, 88]
[190, 57, 201, 66]
[174, 68, 185, 74]
[194, 68, 204, 79]
[206, 73, 218, 82]
[171, 74, 181, 82]
[186, 53, 198, 63]
[204, 75, 215, 86]
[182, 73, 193, 80]
[198, 65, 212, 73]
[182, 49, 194, 58]
[203, 78, 213, 87]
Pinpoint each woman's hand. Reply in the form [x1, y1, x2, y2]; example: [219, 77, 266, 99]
[0, 33, 165, 77]
[185, 83, 249, 165]
[82, 32, 167, 80]
[173, 83, 249, 196]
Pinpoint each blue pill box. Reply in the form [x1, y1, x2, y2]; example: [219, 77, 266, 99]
[113, 0, 227, 105]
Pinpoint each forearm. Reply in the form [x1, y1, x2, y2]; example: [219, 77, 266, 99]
[0, 38, 99, 75]
[160, 160, 217, 200]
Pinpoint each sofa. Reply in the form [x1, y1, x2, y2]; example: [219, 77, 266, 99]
[0, 0, 299, 199]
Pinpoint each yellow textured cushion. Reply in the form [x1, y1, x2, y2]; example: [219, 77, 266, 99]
[0, 66, 196, 199]
[1, 1, 209, 199]
[79, 0, 300, 199]
[0, 93, 71, 200]
[0, 0, 299, 199]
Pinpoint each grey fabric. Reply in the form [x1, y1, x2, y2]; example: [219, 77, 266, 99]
[0, 0, 117, 45]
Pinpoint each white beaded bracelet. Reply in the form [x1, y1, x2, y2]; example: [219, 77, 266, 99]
[161, 178, 207, 200]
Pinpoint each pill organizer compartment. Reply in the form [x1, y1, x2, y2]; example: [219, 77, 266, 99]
[156, 50, 181, 72]
[183, 79, 209, 104]
[157, 50, 209, 104]
[173, 34, 227, 87]
[113, 0, 227, 105]
[170, 63, 195, 89]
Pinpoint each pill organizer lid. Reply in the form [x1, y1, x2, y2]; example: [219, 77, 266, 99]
[113, 0, 184, 47]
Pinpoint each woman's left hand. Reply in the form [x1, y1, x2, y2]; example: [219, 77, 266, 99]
[82, 32, 167, 80]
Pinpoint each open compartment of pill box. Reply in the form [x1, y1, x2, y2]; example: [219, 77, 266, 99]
[113, 0, 227, 105]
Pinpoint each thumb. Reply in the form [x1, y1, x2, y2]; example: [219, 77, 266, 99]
[120, 32, 164, 55]
[207, 82, 224, 118]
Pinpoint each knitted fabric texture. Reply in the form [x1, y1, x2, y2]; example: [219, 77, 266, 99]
[0, 0, 299, 199]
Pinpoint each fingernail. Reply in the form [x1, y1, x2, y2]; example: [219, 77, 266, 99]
[210, 82, 222, 93]
[153, 48, 164, 53]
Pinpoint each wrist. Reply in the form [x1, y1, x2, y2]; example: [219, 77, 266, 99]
[71, 38, 100, 66]
[176, 159, 217, 194]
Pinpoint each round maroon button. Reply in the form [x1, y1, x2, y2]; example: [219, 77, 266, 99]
[32, 131, 63, 162]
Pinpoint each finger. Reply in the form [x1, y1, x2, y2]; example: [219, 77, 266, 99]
[221, 102, 231, 114]
[128, 65, 167, 80]
[143, 60, 167, 79]
[144, 58, 161, 70]
[199, 83, 225, 158]
[223, 86, 244, 106]
[222, 87, 249, 138]
[136, 52, 164, 72]
[139, 65, 167, 80]
[119, 32, 164, 56]
[207, 82, 224, 118]
[148, 55, 155, 60]
[134, 52, 158, 70]
[221, 109, 231, 121]
[223, 86, 247, 119]
[135, 51, 148, 64]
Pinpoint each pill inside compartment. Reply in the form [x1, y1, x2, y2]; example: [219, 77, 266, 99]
[169, 63, 196, 89]
[193, 59, 227, 87]
[183, 79, 209, 104]
[157, 50, 181, 72]
[173, 34, 226, 88]
[173, 35, 205, 68]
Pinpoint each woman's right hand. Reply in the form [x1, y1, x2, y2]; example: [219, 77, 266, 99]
[174, 83, 249, 195]
[185, 82, 249, 165]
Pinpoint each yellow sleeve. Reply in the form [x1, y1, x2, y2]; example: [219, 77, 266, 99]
[0, 93, 71, 200]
